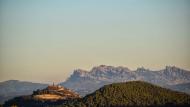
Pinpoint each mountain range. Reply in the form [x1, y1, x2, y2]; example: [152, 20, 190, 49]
[1, 65, 190, 104]
[60, 65, 190, 96]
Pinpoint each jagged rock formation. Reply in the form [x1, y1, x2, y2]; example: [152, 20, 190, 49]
[60, 65, 190, 96]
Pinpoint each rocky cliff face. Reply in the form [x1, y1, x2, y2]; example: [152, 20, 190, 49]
[60, 65, 190, 96]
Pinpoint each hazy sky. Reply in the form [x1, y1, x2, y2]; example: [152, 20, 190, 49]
[0, 0, 190, 83]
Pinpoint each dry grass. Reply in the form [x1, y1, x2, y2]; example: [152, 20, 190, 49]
[33, 94, 64, 100]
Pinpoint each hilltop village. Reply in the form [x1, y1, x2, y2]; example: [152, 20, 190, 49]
[32, 83, 80, 100]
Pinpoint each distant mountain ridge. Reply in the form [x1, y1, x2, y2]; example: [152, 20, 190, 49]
[0, 80, 48, 104]
[60, 65, 190, 96]
[168, 82, 190, 94]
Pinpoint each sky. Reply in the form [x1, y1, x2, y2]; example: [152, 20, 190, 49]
[0, 0, 190, 83]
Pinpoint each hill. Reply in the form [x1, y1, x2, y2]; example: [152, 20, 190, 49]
[0, 80, 48, 104]
[61, 81, 190, 107]
[3, 84, 80, 107]
[32, 84, 80, 100]
[60, 65, 190, 96]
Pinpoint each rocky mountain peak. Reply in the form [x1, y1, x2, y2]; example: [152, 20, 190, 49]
[91, 65, 130, 74]
[163, 66, 188, 75]
[72, 69, 88, 77]
[136, 67, 149, 72]
[165, 66, 179, 71]
[91, 65, 113, 73]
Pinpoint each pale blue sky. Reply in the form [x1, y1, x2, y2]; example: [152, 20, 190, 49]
[0, 0, 190, 83]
